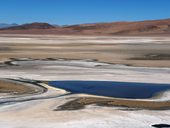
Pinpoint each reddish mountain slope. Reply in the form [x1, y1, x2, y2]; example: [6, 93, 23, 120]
[65, 19, 170, 35]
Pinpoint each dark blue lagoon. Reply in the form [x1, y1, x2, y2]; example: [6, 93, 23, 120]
[48, 81, 170, 99]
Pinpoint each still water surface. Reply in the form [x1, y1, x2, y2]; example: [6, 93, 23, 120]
[49, 81, 170, 99]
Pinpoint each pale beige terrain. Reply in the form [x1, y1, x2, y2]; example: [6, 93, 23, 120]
[0, 34, 170, 67]
[0, 34, 170, 128]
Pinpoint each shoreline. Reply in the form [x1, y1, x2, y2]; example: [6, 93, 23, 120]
[1, 78, 170, 110]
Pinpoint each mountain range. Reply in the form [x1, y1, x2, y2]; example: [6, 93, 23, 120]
[0, 18, 170, 36]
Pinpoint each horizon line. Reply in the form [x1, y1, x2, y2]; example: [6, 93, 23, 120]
[1, 17, 170, 26]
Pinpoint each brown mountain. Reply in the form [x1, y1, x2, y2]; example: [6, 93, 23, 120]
[0, 19, 170, 36]
[1, 22, 55, 30]
[65, 18, 170, 35]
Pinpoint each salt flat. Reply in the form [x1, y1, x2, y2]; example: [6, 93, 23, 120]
[0, 35, 170, 67]
[0, 35, 170, 128]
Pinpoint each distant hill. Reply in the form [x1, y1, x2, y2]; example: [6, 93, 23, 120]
[0, 19, 170, 36]
[64, 18, 170, 35]
[0, 23, 18, 28]
[0, 22, 55, 30]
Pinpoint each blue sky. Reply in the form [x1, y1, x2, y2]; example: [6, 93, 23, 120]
[0, 0, 170, 25]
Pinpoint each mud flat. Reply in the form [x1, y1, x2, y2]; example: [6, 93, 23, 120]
[55, 97, 170, 111]
[0, 79, 45, 97]
[0, 79, 51, 105]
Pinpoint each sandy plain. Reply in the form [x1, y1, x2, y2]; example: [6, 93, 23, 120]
[0, 34, 170, 128]
[0, 34, 170, 67]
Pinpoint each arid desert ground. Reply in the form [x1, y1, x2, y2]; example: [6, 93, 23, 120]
[0, 34, 170, 128]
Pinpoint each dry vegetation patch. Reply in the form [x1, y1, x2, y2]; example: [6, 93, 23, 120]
[0, 80, 38, 95]
[55, 97, 170, 111]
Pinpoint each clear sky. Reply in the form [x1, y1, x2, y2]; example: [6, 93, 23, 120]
[0, 0, 170, 25]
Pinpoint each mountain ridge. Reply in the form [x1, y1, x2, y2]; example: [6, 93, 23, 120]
[0, 18, 170, 36]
